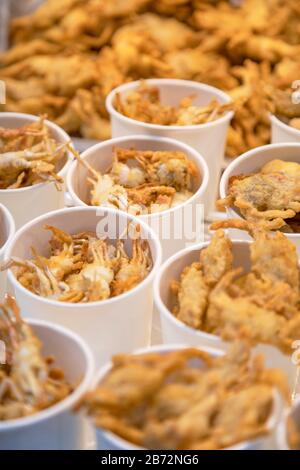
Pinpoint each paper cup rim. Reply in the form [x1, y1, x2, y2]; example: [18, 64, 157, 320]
[106, 79, 234, 131]
[219, 142, 300, 239]
[66, 134, 209, 218]
[154, 238, 253, 341]
[6, 206, 162, 308]
[92, 343, 281, 451]
[0, 318, 94, 432]
[0, 203, 15, 257]
[270, 113, 300, 139]
[0, 112, 73, 194]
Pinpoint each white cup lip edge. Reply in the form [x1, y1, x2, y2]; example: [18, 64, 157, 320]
[106, 78, 234, 131]
[0, 317, 95, 432]
[6, 206, 162, 309]
[0, 203, 16, 257]
[66, 134, 210, 218]
[270, 113, 300, 138]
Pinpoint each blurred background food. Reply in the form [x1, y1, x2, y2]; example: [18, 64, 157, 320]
[0, 0, 299, 156]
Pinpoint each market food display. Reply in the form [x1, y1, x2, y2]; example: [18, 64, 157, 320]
[218, 159, 300, 231]
[75, 146, 198, 214]
[4, 224, 152, 302]
[78, 342, 289, 450]
[0, 0, 299, 156]
[114, 82, 233, 126]
[0, 295, 72, 420]
[0, 117, 68, 189]
[0, 0, 300, 451]
[170, 220, 300, 353]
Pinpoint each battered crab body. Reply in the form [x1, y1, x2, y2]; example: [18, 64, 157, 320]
[172, 219, 300, 353]
[218, 159, 300, 231]
[74, 146, 198, 215]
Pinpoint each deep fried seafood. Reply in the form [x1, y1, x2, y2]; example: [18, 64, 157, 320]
[218, 159, 300, 231]
[172, 219, 300, 353]
[115, 82, 232, 126]
[74, 147, 198, 215]
[78, 342, 288, 449]
[0, 296, 71, 420]
[3, 225, 152, 303]
[171, 230, 232, 329]
[0, 118, 68, 190]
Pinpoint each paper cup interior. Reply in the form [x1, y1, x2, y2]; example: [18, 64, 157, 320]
[32, 321, 90, 385]
[69, 137, 204, 206]
[0, 113, 71, 177]
[121, 81, 229, 107]
[0, 318, 93, 431]
[7, 207, 160, 299]
[93, 343, 280, 451]
[221, 143, 300, 220]
[158, 240, 251, 314]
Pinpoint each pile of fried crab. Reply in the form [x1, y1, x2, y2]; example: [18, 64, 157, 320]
[0, 118, 68, 190]
[171, 219, 300, 354]
[114, 82, 233, 126]
[0, 296, 71, 420]
[76, 145, 199, 215]
[218, 159, 300, 232]
[1, 0, 300, 157]
[2, 225, 152, 303]
[78, 342, 289, 450]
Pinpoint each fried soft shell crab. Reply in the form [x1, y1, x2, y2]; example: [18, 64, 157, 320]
[2, 224, 152, 303]
[0, 117, 68, 190]
[0, 295, 72, 420]
[114, 82, 233, 126]
[171, 219, 300, 354]
[77, 342, 289, 450]
[218, 159, 300, 232]
[75, 145, 199, 215]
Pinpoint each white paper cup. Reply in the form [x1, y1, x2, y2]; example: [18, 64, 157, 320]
[0, 318, 94, 450]
[0, 113, 73, 229]
[0, 203, 15, 298]
[270, 114, 300, 144]
[276, 399, 300, 450]
[154, 240, 297, 390]
[5, 206, 162, 367]
[106, 79, 233, 215]
[219, 143, 300, 253]
[91, 344, 282, 451]
[67, 135, 209, 261]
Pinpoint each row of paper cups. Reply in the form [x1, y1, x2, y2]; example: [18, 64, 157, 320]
[2, 79, 299, 230]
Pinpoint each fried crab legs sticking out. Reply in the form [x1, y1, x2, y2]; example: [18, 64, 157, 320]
[73, 146, 198, 215]
[114, 82, 234, 126]
[3, 223, 153, 304]
[77, 342, 289, 450]
[218, 159, 300, 231]
[0, 295, 71, 420]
